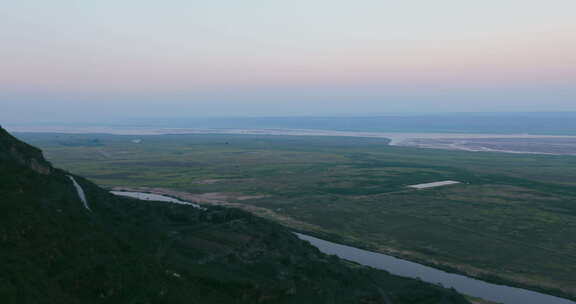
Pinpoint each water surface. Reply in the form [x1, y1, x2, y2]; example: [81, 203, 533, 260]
[296, 233, 575, 304]
[112, 191, 203, 209]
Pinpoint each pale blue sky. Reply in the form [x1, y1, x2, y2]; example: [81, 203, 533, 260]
[1, 1, 575, 123]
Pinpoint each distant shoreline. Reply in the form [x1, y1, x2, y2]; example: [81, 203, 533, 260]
[10, 126, 576, 155]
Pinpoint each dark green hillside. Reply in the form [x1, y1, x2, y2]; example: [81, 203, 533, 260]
[0, 126, 469, 304]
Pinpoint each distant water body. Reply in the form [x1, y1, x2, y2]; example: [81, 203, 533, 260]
[8, 113, 576, 133]
[296, 233, 575, 304]
[14, 113, 575, 134]
[11, 125, 576, 155]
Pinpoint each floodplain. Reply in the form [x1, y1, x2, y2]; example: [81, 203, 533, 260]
[18, 132, 576, 300]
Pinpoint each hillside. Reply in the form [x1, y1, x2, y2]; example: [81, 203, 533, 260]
[0, 126, 470, 304]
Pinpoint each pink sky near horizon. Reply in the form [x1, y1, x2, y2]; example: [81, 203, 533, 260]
[1, 1, 575, 118]
[2, 31, 575, 93]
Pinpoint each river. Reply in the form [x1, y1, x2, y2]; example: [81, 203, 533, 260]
[111, 191, 575, 304]
[111, 191, 204, 209]
[296, 233, 575, 304]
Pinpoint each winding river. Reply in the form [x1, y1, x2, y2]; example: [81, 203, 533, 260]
[296, 233, 575, 304]
[111, 191, 574, 304]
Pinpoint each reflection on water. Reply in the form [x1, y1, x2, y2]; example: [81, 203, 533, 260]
[112, 191, 204, 209]
[296, 233, 575, 304]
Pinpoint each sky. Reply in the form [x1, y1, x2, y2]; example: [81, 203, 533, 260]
[1, 0, 576, 123]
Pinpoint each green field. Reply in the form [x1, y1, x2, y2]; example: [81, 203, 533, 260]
[18, 132, 576, 298]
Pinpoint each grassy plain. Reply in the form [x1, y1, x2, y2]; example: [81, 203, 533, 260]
[19, 132, 576, 299]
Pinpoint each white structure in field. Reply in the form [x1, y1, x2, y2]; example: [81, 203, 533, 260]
[407, 180, 461, 190]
